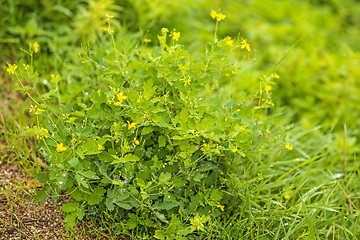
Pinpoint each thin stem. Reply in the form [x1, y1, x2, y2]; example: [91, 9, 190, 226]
[14, 73, 40, 106]
[214, 21, 218, 43]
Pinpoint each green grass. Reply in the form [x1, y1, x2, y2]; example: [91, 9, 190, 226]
[1, 0, 360, 239]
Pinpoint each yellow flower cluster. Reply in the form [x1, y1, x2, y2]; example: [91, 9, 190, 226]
[264, 84, 271, 95]
[224, 36, 233, 46]
[6, 63, 17, 75]
[33, 42, 39, 53]
[210, 9, 226, 22]
[172, 31, 180, 41]
[285, 142, 293, 151]
[240, 39, 251, 52]
[36, 128, 49, 140]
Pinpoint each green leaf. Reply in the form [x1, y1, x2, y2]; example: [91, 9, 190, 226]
[33, 188, 49, 205]
[77, 207, 86, 220]
[77, 138, 101, 156]
[73, 111, 86, 117]
[127, 214, 137, 229]
[159, 172, 171, 184]
[210, 189, 223, 202]
[68, 158, 80, 169]
[156, 201, 179, 210]
[75, 173, 89, 188]
[142, 126, 154, 135]
[143, 79, 157, 100]
[35, 173, 49, 184]
[64, 212, 77, 230]
[87, 187, 106, 205]
[115, 201, 132, 210]
[78, 170, 99, 180]
[106, 198, 114, 211]
[112, 154, 140, 164]
[154, 211, 168, 223]
[61, 202, 79, 212]
[154, 230, 166, 240]
[90, 89, 107, 105]
[158, 135, 167, 147]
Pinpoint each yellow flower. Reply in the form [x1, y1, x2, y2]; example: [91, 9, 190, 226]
[6, 63, 17, 75]
[116, 92, 127, 104]
[232, 148, 238, 153]
[127, 121, 136, 130]
[285, 142, 293, 151]
[225, 36, 233, 46]
[271, 73, 280, 79]
[240, 39, 251, 52]
[217, 204, 225, 211]
[172, 31, 180, 41]
[183, 76, 191, 86]
[33, 42, 39, 53]
[284, 194, 291, 199]
[134, 137, 140, 145]
[210, 9, 226, 22]
[264, 84, 271, 95]
[216, 12, 226, 22]
[210, 10, 217, 19]
[56, 143, 67, 153]
[98, 144, 103, 151]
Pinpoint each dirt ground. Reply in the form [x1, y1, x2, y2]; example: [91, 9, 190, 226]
[0, 163, 118, 240]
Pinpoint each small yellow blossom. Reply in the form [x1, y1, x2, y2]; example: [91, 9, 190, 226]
[220, 172, 224, 175]
[264, 84, 271, 95]
[284, 194, 291, 199]
[225, 36, 233, 46]
[56, 143, 67, 153]
[216, 12, 226, 22]
[240, 39, 251, 52]
[210, 10, 217, 19]
[217, 204, 225, 211]
[116, 92, 127, 104]
[285, 142, 293, 151]
[134, 137, 140, 145]
[183, 76, 191, 86]
[232, 148, 238, 153]
[33, 42, 39, 53]
[266, 129, 270, 134]
[98, 144, 103, 151]
[271, 73, 280, 79]
[210, 9, 226, 22]
[144, 38, 151, 43]
[127, 121, 136, 130]
[6, 63, 17, 75]
[37, 128, 49, 140]
[172, 31, 180, 41]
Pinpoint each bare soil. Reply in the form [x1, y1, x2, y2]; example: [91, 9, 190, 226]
[0, 163, 117, 239]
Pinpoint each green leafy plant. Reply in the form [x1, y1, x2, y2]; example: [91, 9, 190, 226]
[8, 12, 290, 238]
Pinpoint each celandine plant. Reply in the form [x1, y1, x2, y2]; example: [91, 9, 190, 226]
[9, 11, 290, 239]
